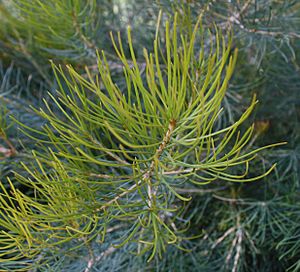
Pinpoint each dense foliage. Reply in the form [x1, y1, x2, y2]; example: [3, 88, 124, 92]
[0, 1, 299, 271]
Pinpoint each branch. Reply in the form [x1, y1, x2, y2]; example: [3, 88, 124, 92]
[211, 227, 235, 250]
[174, 186, 227, 194]
[84, 246, 117, 272]
[146, 119, 176, 207]
[94, 179, 142, 212]
[94, 119, 177, 212]
[0, 132, 17, 157]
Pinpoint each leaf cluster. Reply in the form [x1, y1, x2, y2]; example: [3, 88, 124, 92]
[0, 12, 283, 271]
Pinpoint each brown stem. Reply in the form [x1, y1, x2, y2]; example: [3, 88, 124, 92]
[146, 119, 176, 207]
[0, 132, 17, 157]
[94, 119, 177, 212]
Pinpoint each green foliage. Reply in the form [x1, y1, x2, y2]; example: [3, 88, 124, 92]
[4, 0, 97, 55]
[0, 61, 49, 180]
[0, 0, 161, 84]
[0, 13, 282, 271]
[0, 1, 299, 271]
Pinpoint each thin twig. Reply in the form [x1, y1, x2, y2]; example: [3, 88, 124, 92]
[84, 246, 117, 272]
[89, 173, 119, 179]
[94, 180, 142, 212]
[211, 227, 235, 250]
[245, 28, 300, 39]
[174, 186, 226, 194]
[232, 216, 243, 272]
[163, 168, 194, 175]
[0, 132, 17, 157]
[212, 194, 244, 203]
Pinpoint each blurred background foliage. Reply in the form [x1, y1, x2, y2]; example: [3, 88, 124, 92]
[0, 0, 299, 271]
